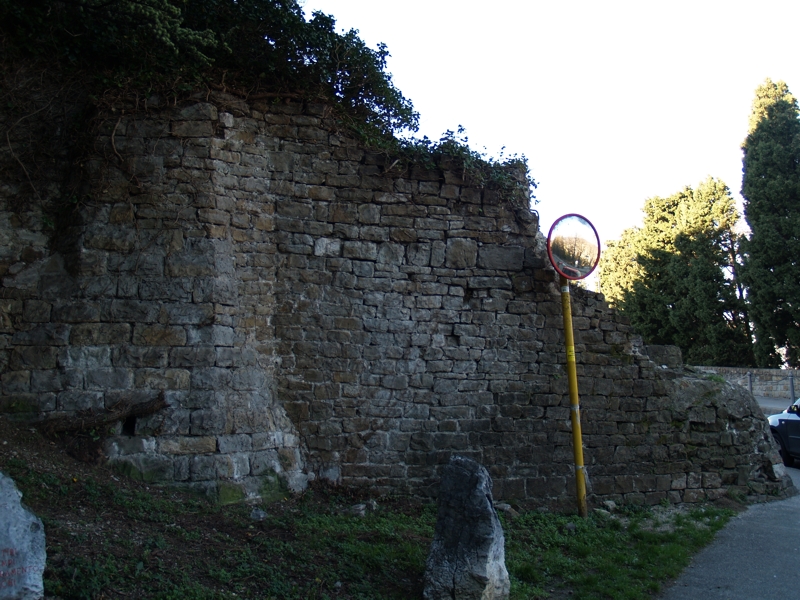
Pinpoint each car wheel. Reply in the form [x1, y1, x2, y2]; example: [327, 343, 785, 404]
[772, 430, 794, 467]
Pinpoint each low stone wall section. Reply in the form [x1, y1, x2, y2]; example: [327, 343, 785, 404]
[694, 366, 799, 401]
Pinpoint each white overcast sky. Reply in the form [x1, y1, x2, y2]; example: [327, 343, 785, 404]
[301, 0, 800, 246]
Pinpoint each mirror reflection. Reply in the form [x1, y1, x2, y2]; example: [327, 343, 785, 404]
[547, 215, 600, 280]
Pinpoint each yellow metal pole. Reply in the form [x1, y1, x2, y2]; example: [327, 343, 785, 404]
[560, 275, 588, 517]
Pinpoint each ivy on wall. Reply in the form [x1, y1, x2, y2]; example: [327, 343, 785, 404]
[1, 1, 537, 208]
[0, 0, 417, 138]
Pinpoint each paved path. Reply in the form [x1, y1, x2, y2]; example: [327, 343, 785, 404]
[658, 467, 800, 599]
[754, 395, 794, 416]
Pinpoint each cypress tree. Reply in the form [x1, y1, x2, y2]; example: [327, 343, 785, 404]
[741, 79, 800, 367]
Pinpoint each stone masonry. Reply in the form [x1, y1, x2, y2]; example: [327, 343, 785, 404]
[694, 366, 799, 401]
[0, 79, 791, 508]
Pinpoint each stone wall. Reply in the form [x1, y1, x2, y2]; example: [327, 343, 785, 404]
[0, 79, 791, 508]
[693, 366, 799, 402]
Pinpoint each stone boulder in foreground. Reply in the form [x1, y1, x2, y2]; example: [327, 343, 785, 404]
[423, 455, 510, 600]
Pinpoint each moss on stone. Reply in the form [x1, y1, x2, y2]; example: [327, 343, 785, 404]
[217, 481, 246, 505]
[259, 472, 287, 504]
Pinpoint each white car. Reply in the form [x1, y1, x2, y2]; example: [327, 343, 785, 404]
[768, 398, 800, 466]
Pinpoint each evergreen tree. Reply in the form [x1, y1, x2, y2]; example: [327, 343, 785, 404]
[598, 178, 754, 366]
[741, 79, 800, 367]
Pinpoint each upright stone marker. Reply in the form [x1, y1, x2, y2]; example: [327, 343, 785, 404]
[0, 472, 45, 600]
[423, 455, 510, 600]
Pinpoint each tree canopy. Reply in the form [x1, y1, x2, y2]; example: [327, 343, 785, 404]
[740, 79, 800, 367]
[598, 178, 753, 367]
[0, 0, 418, 138]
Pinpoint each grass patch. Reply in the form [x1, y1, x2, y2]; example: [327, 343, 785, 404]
[505, 504, 735, 599]
[0, 417, 736, 599]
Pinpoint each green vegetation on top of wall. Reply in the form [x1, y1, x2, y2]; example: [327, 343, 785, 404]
[0, 0, 417, 138]
[0, 0, 536, 206]
[396, 126, 538, 207]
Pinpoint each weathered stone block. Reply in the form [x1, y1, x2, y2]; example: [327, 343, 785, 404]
[0, 472, 46, 599]
[134, 368, 190, 390]
[137, 404, 191, 435]
[218, 434, 253, 453]
[478, 246, 525, 271]
[190, 409, 227, 435]
[189, 455, 216, 481]
[172, 120, 214, 137]
[1, 370, 30, 394]
[423, 456, 509, 600]
[70, 324, 131, 345]
[178, 103, 218, 120]
[22, 300, 51, 323]
[248, 431, 283, 451]
[133, 325, 187, 347]
[314, 237, 341, 257]
[186, 325, 234, 347]
[251, 450, 281, 476]
[10, 347, 58, 370]
[103, 300, 160, 323]
[85, 227, 137, 252]
[105, 436, 157, 458]
[111, 454, 174, 482]
[158, 436, 217, 455]
[169, 347, 216, 367]
[445, 238, 478, 269]
[85, 368, 133, 390]
[342, 241, 377, 261]
[12, 324, 69, 346]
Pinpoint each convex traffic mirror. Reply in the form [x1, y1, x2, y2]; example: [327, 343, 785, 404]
[546, 214, 600, 280]
[545, 212, 601, 517]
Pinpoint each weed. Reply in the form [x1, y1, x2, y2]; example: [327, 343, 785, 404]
[46, 556, 117, 599]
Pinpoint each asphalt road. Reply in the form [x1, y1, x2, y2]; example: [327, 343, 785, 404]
[658, 396, 800, 600]
[755, 395, 795, 416]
